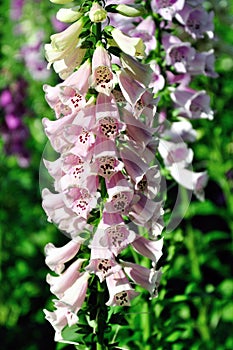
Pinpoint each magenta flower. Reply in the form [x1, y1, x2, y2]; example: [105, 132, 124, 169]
[0, 78, 31, 167]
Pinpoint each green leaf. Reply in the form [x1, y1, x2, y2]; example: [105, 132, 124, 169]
[109, 312, 129, 326]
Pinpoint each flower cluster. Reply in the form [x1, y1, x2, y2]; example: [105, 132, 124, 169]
[0, 78, 30, 167]
[105, 0, 217, 200]
[41, 0, 216, 344]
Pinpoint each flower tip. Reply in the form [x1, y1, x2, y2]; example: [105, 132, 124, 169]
[49, 0, 74, 4]
[89, 2, 107, 23]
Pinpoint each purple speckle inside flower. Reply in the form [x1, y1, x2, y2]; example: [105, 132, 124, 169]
[170, 46, 189, 62]
[186, 10, 203, 36]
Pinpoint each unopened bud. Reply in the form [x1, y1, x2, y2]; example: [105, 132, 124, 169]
[89, 2, 107, 23]
[49, 0, 74, 4]
[56, 7, 82, 23]
[116, 4, 145, 17]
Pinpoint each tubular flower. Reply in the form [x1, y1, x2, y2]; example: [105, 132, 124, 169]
[45, 17, 85, 74]
[111, 28, 146, 57]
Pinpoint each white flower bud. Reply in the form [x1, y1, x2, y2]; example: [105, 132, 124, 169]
[116, 4, 145, 17]
[56, 7, 82, 23]
[89, 2, 107, 23]
[50, 0, 74, 4]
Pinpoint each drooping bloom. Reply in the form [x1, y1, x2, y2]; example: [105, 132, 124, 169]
[111, 28, 146, 57]
[45, 17, 86, 76]
[176, 4, 214, 39]
[90, 43, 116, 95]
[170, 87, 214, 120]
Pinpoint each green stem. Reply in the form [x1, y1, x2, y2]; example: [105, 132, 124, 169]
[196, 302, 211, 344]
[185, 224, 202, 281]
[141, 301, 151, 350]
[96, 280, 108, 349]
[95, 22, 102, 43]
[96, 341, 103, 350]
[185, 224, 212, 346]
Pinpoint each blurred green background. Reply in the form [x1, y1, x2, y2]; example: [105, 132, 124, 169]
[0, 0, 232, 349]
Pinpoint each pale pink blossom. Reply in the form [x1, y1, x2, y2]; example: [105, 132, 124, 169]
[120, 146, 161, 199]
[42, 188, 88, 237]
[161, 120, 197, 143]
[111, 28, 145, 58]
[129, 193, 162, 226]
[170, 165, 208, 200]
[151, 0, 185, 21]
[122, 261, 162, 298]
[120, 52, 153, 88]
[117, 69, 145, 106]
[128, 16, 157, 55]
[131, 235, 164, 263]
[93, 93, 125, 140]
[121, 109, 155, 148]
[86, 257, 121, 282]
[45, 17, 85, 73]
[44, 239, 82, 274]
[176, 4, 214, 39]
[42, 114, 76, 153]
[162, 33, 196, 73]
[53, 47, 86, 80]
[158, 139, 193, 168]
[106, 270, 139, 306]
[46, 258, 86, 298]
[46, 271, 90, 332]
[144, 202, 165, 238]
[149, 62, 165, 94]
[170, 87, 214, 120]
[89, 2, 107, 23]
[92, 138, 124, 181]
[90, 43, 116, 95]
[101, 224, 136, 256]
